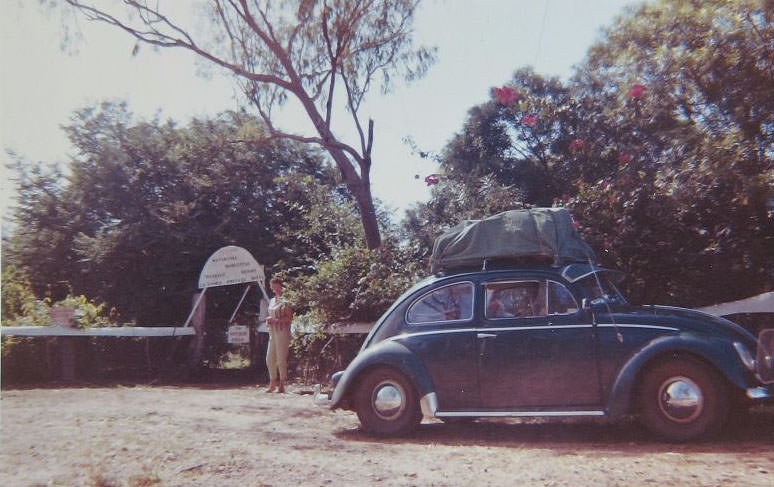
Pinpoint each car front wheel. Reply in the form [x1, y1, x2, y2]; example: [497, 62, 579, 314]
[638, 357, 728, 441]
[354, 367, 422, 436]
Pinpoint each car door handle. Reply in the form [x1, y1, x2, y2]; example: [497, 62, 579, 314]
[477, 333, 497, 339]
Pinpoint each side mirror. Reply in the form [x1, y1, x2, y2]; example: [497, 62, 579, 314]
[582, 297, 608, 313]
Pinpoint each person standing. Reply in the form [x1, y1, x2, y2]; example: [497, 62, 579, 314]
[266, 276, 293, 393]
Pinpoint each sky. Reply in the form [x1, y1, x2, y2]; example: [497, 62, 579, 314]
[0, 0, 640, 231]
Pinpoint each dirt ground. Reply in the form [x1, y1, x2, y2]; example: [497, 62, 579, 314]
[1, 383, 772, 487]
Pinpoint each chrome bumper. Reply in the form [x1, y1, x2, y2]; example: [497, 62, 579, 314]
[313, 384, 332, 407]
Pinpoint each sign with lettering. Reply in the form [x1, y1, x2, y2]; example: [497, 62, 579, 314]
[227, 325, 250, 344]
[198, 246, 265, 289]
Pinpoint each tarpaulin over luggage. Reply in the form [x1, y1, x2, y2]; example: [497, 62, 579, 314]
[430, 208, 595, 274]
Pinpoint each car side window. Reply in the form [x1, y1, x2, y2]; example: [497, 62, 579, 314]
[485, 281, 546, 319]
[548, 280, 579, 315]
[406, 282, 474, 324]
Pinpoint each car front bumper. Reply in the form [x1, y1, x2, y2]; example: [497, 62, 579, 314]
[313, 384, 333, 407]
[313, 370, 345, 408]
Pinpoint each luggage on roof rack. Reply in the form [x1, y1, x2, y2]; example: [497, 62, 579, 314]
[430, 208, 596, 274]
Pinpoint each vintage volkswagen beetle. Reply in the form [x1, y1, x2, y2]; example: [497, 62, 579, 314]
[314, 210, 774, 441]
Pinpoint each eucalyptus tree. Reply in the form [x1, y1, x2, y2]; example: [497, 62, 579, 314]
[60, 0, 436, 249]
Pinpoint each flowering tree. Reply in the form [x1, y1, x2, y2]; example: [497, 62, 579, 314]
[408, 0, 774, 307]
[569, 0, 774, 305]
[61, 0, 436, 249]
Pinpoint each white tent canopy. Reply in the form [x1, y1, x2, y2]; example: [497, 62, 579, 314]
[697, 292, 774, 317]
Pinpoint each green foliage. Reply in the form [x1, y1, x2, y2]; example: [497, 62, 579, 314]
[6, 99, 425, 349]
[54, 295, 112, 328]
[1, 265, 40, 324]
[273, 174, 365, 264]
[567, 0, 774, 305]
[269, 168, 424, 326]
[290, 325, 366, 383]
[7, 103, 332, 325]
[1, 266, 53, 380]
[1, 268, 121, 383]
[285, 242, 423, 325]
[439, 68, 580, 202]
[408, 0, 774, 307]
[1, 265, 114, 328]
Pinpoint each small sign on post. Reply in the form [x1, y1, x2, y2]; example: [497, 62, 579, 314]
[227, 325, 250, 345]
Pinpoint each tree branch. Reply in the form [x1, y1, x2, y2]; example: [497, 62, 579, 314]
[321, 1, 337, 128]
[66, 0, 295, 91]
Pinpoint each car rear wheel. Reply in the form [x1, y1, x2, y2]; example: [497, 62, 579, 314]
[354, 367, 422, 436]
[638, 357, 728, 441]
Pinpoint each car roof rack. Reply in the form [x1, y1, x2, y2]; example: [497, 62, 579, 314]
[435, 256, 561, 277]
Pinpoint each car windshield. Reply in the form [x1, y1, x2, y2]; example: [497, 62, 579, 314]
[577, 271, 627, 305]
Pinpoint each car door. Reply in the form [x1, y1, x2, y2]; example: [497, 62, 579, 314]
[401, 280, 480, 410]
[477, 278, 602, 409]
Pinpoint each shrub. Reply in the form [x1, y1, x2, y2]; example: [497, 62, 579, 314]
[290, 322, 366, 384]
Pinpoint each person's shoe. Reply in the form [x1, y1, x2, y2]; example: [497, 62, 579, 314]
[266, 381, 278, 393]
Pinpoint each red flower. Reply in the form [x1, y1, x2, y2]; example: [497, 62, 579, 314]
[628, 83, 646, 99]
[617, 152, 631, 165]
[569, 138, 586, 154]
[521, 114, 538, 127]
[572, 220, 581, 230]
[493, 86, 520, 105]
[424, 174, 439, 186]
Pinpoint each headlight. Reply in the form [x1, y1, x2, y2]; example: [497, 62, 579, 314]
[733, 342, 756, 371]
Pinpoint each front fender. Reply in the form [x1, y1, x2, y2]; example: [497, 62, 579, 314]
[329, 339, 435, 410]
[606, 333, 751, 418]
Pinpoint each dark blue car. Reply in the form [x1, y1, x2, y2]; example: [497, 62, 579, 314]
[315, 263, 774, 441]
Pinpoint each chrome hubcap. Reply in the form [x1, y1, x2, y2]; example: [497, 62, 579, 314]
[372, 381, 405, 420]
[658, 376, 703, 423]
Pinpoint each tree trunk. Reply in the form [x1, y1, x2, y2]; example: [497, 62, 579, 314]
[327, 147, 382, 249]
[352, 177, 382, 250]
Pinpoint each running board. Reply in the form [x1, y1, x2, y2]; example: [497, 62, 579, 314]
[420, 392, 605, 418]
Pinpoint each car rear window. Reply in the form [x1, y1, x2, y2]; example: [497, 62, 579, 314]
[406, 282, 474, 325]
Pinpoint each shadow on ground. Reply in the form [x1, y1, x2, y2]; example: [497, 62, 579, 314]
[334, 406, 774, 453]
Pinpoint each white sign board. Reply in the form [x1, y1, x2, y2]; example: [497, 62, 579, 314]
[227, 325, 250, 344]
[198, 246, 265, 289]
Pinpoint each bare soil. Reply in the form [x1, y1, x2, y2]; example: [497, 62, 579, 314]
[1, 383, 772, 487]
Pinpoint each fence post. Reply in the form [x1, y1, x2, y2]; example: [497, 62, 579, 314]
[188, 292, 207, 368]
[59, 338, 76, 382]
